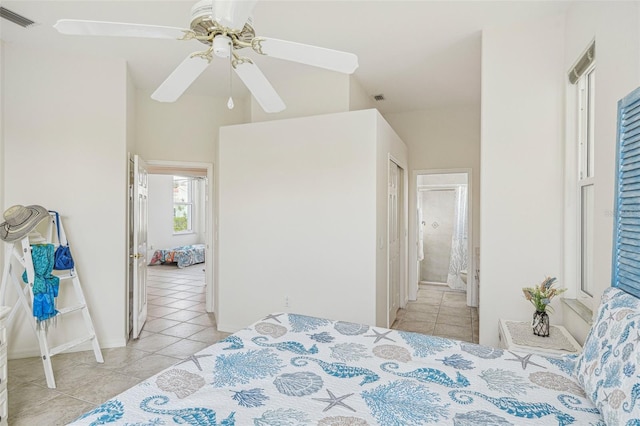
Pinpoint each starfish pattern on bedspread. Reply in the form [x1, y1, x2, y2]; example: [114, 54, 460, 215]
[504, 351, 546, 370]
[263, 313, 284, 323]
[312, 389, 356, 412]
[364, 329, 395, 343]
[177, 354, 213, 371]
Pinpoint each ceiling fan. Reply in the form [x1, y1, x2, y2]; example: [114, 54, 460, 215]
[53, 0, 359, 113]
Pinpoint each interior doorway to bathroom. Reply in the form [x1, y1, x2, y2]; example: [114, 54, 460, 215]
[415, 170, 476, 307]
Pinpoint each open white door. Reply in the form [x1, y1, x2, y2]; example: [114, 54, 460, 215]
[132, 154, 149, 339]
[388, 160, 400, 326]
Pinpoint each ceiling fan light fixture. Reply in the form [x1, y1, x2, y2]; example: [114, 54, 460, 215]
[213, 34, 231, 58]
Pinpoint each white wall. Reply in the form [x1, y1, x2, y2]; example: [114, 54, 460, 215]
[135, 89, 247, 163]
[562, 1, 640, 343]
[247, 69, 376, 123]
[217, 109, 407, 332]
[0, 41, 5, 283]
[350, 75, 376, 111]
[3, 44, 129, 356]
[127, 69, 137, 154]
[147, 174, 202, 254]
[384, 106, 481, 302]
[249, 68, 350, 123]
[480, 15, 566, 347]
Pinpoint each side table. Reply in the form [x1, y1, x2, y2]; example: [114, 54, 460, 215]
[498, 319, 582, 357]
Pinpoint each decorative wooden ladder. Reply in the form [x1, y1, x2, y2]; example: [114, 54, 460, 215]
[0, 212, 103, 388]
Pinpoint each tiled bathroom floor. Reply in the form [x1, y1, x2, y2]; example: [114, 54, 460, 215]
[7, 271, 478, 424]
[391, 283, 479, 343]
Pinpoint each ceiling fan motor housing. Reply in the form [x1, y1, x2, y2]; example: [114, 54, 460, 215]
[190, 0, 255, 46]
[213, 34, 231, 58]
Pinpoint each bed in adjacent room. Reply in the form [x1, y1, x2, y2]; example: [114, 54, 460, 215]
[148, 243, 205, 268]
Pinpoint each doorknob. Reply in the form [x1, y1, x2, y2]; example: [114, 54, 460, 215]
[129, 253, 142, 259]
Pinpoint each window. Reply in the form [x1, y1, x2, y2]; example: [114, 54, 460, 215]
[173, 176, 193, 233]
[572, 43, 595, 305]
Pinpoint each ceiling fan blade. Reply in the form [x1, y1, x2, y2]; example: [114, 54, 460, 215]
[212, 0, 258, 31]
[252, 37, 359, 74]
[233, 59, 285, 113]
[54, 19, 189, 39]
[151, 54, 211, 102]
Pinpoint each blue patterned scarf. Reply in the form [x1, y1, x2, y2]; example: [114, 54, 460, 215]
[22, 244, 59, 325]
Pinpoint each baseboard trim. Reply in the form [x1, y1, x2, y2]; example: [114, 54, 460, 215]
[8, 337, 127, 360]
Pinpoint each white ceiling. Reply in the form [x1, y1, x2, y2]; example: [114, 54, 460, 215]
[1, 1, 573, 114]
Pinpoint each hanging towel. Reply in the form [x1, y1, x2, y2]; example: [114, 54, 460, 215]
[22, 244, 59, 325]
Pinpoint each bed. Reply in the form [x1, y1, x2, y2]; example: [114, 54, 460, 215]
[149, 244, 205, 268]
[69, 310, 613, 425]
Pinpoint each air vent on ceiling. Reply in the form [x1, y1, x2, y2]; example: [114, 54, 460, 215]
[373, 94, 385, 102]
[0, 7, 36, 28]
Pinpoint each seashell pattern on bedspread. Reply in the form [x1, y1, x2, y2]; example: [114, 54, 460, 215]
[68, 313, 603, 425]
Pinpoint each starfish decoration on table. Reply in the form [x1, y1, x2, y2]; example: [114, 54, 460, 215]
[504, 351, 546, 370]
[364, 329, 395, 343]
[263, 313, 284, 323]
[176, 354, 212, 371]
[312, 389, 356, 412]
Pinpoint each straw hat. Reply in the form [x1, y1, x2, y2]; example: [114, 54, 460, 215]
[0, 205, 49, 242]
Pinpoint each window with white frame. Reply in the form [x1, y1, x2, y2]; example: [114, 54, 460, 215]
[571, 42, 595, 307]
[173, 176, 193, 233]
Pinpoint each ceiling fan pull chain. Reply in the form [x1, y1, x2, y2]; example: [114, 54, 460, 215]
[227, 38, 234, 110]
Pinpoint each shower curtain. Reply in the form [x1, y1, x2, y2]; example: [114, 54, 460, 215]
[447, 185, 468, 291]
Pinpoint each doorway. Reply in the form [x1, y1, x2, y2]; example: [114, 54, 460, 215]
[414, 170, 476, 307]
[127, 158, 214, 339]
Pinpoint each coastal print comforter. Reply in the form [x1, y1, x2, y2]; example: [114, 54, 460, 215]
[70, 313, 603, 425]
[149, 244, 205, 268]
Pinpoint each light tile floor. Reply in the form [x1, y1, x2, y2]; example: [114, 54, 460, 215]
[7, 263, 228, 425]
[7, 273, 478, 424]
[391, 283, 480, 343]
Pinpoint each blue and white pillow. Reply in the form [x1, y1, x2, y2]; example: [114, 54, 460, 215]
[574, 287, 640, 425]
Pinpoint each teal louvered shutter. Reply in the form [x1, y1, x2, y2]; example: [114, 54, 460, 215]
[613, 86, 640, 297]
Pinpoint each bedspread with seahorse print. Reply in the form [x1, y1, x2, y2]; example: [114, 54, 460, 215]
[68, 313, 603, 425]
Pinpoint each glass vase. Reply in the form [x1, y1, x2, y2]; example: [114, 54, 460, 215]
[532, 310, 550, 337]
